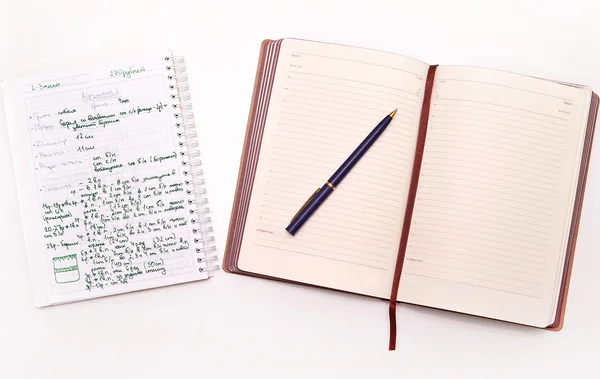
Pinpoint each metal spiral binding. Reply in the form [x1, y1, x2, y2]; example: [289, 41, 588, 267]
[166, 54, 219, 275]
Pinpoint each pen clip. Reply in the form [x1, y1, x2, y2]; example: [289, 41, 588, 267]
[290, 187, 320, 223]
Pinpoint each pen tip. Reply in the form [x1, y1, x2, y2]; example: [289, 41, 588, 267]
[389, 109, 397, 119]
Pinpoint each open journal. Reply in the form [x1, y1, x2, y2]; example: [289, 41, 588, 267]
[223, 38, 599, 349]
[2, 51, 218, 307]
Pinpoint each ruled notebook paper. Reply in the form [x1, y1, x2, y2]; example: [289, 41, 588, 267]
[3, 52, 208, 306]
[400, 66, 592, 326]
[238, 39, 430, 297]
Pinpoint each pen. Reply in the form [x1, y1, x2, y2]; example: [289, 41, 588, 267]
[285, 108, 397, 235]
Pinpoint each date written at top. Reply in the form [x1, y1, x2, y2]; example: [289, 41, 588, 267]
[23, 74, 91, 93]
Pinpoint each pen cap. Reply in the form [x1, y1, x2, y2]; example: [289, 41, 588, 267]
[286, 185, 334, 235]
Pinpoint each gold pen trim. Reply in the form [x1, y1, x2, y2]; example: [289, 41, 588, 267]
[290, 187, 320, 223]
[326, 181, 336, 191]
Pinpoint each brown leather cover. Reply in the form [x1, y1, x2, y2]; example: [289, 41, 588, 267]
[546, 91, 599, 330]
[222, 38, 600, 347]
[223, 39, 273, 274]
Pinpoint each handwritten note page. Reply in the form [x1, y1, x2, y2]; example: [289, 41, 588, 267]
[400, 66, 591, 326]
[238, 39, 430, 297]
[4, 52, 206, 305]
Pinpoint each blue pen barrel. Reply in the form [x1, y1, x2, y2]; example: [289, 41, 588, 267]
[328, 115, 391, 184]
[285, 184, 334, 235]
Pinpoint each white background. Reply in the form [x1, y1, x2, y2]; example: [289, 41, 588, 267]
[1, 0, 599, 377]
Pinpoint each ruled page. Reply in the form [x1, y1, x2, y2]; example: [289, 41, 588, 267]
[3, 51, 207, 306]
[400, 66, 592, 326]
[238, 39, 430, 297]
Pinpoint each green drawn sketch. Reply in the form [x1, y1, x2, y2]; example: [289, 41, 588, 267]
[53, 254, 80, 284]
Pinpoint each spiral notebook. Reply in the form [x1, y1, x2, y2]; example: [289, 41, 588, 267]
[1, 50, 218, 307]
